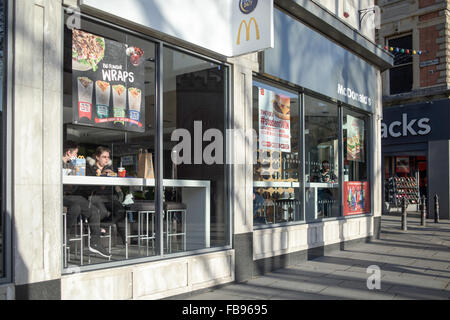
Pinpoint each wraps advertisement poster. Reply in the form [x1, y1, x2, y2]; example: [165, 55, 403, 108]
[72, 29, 145, 132]
[346, 115, 364, 162]
[258, 88, 291, 152]
[343, 181, 370, 215]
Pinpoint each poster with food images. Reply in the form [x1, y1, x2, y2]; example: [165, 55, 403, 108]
[346, 115, 364, 162]
[343, 181, 370, 215]
[72, 29, 145, 132]
[258, 87, 291, 153]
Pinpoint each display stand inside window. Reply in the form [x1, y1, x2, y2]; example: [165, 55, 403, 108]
[386, 176, 420, 210]
[253, 150, 301, 224]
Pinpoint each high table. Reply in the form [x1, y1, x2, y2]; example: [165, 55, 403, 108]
[63, 176, 211, 250]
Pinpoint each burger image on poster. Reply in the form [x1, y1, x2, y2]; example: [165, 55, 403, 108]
[272, 94, 290, 120]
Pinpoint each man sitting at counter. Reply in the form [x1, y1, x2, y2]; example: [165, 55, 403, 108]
[319, 160, 337, 183]
[63, 141, 111, 258]
[318, 160, 337, 217]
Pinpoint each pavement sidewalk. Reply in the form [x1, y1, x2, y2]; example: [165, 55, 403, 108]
[171, 213, 450, 300]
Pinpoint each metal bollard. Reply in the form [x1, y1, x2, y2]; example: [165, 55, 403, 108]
[434, 194, 440, 223]
[401, 197, 407, 231]
[420, 195, 426, 227]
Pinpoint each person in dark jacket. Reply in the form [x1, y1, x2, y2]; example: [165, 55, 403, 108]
[63, 141, 111, 258]
[86, 146, 127, 245]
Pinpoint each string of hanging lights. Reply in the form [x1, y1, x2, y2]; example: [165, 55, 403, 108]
[383, 46, 423, 55]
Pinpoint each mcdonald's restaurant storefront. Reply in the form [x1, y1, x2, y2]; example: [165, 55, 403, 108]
[0, 0, 391, 300]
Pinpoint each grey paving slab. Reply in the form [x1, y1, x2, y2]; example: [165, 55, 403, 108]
[268, 290, 340, 300]
[324, 269, 372, 281]
[266, 276, 344, 293]
[184, 291, 257, 300]
[386, 284, 449, 300]
[243, 275, 279, 287]
[175, 214, 450, 300]
[381, 275, 449, 291]
[266, 279, 330, 294]
[317, 285, 395, 300]
[216, 283, 279, 300]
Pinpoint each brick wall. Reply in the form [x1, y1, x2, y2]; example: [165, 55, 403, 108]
[419, 24, 441, 87]
[419, 0, 436, 8]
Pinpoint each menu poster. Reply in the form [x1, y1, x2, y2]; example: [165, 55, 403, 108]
[258, 88, 291, 153]
[72, 29, 145, 132]
[343, 181, 370, 216]
[346, 115, 364, 162]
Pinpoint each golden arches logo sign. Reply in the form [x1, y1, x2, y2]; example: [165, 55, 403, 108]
[237, 18, 260, 45]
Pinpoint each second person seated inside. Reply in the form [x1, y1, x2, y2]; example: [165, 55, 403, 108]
[84, 146, 127, 246]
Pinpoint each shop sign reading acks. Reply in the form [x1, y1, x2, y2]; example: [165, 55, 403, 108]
[80, 0, 274, 57]
[381, 113, 431, 138]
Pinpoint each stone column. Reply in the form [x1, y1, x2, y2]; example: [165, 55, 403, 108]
[13, 0, 63, 299]
[373, 69, 383, 238]
[227, 53, 258, 282]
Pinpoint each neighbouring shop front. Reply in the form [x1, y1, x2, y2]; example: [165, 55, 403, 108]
[382, 99, 450, 219]
[3, 0, 392, 300]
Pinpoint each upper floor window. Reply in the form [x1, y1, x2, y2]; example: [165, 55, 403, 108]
[388, 34, 413, 95]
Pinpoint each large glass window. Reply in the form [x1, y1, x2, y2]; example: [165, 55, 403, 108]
[64, 18, 157, 267]
[0, 0, 5, 278]
[252, 82, 303, 225]
[305, 95, 340, 220]
[163, 47, 229, 250]
[343, 108, 370, 215]
[63, 16, 229, 270]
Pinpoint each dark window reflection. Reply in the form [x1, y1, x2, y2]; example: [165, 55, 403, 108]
[305, 95, 340, 220]
[163, 47, 229, 250]
[388, 35, 413, 95]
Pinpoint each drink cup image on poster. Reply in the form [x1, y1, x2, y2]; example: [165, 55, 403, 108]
[258, 88, 291, 153]
[346, 115, 364, 162]
[77, 77, 93, 121]
[113, 84, 127, 125]
[128, 88, 142, 124]
[95, 80, 111, 119]
[72, 29, 145, 132]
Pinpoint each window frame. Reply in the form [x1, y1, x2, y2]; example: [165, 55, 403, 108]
[304, 92, 342, 221]
[252, 77, 305, 229]
[61, 11, 232, 274]
[0, 0, 12, 284]
[386, 33, 414, 95]
[341, 104, 373, 217]
[252, 75, 374, 231]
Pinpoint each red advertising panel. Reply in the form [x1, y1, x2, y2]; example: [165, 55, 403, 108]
[343, 181, 370, 216]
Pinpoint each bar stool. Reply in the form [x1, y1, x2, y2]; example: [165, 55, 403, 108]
[125, 201, 156, 259]
[163, 202, 187, 253]
[63, 210, 112, 266]
[63, 212, 90, 266]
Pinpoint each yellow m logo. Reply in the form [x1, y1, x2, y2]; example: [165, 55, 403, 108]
[237, 18, 260, 45]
